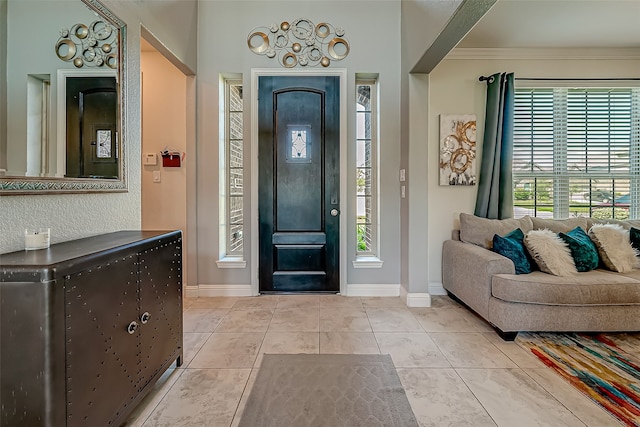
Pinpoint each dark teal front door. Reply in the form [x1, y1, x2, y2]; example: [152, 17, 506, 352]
[258, 76, 340, 293]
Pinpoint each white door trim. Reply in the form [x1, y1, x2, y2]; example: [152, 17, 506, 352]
[250, 68, 348, 295]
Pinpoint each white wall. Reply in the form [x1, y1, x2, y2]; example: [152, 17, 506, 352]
[425, 51, 640, 291]
[0, 0, 197, 254]
[141, 49, 188, 282]
[197, 1, 403, 289]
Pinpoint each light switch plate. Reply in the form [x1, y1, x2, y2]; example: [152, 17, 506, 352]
[399, 169, 405, 182]
[144, 153, 158, 165]
[153, 171, 161, 183]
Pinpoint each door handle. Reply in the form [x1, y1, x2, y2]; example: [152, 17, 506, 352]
[330, 209, 339, 217]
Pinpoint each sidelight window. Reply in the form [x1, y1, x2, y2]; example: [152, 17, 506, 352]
[218, 77, 246, 267]
[355, 78, 380, 262]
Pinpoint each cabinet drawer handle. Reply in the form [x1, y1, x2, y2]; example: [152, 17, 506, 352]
[140, 312, 151, 324]
[127, 321, 139, 334]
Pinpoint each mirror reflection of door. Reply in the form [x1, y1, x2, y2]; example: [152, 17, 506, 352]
[65, 77, 117, 178]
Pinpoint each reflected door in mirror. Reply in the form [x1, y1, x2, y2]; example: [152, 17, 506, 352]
[65, 76, 117, 179]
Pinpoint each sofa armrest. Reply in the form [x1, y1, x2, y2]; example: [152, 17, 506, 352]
[442, 240, 515, 320]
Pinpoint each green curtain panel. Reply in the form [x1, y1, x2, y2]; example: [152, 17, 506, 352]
[474, 72, 515, 219]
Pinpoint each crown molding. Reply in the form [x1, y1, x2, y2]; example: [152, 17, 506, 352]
[447, 47, 640, 60]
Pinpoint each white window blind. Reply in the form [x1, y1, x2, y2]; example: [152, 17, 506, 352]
[513, 86, 640, 220]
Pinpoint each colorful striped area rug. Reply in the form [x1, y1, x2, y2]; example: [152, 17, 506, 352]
[517, 332, 640, 426]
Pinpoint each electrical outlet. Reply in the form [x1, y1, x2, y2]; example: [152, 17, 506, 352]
[399, 169, 405, 182]
[401, 185, 406, 198]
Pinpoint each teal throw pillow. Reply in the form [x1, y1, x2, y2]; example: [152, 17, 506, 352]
[630, 227, 640, 252]
[492, 228, 533, 274]
[558, 226, 599, 272]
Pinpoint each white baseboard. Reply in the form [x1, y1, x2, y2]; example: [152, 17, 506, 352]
[428, 282, 447, 295]
[346, 283, 400, 297]
[188, 283, 414, 299]
[406, 293, 432, 307]
[184, 285, 199, 298]
[191, 284, 254, 297]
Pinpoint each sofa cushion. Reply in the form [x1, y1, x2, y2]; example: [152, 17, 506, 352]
[558, 227, 599, 272]
[588, 224, 638, 273]
[459, 213, 534, 249]
[587, 218, 640, 230]
[492, 270, 640, 305]
[524, 229, 578, 276]
[531, 217, 589, 233]
[492, 228, 533, 274]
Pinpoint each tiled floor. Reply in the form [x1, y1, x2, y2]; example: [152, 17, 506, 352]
[124, 295, 621, 426]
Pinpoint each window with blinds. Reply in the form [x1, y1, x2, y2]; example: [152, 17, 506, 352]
[513, 87, 640, 220]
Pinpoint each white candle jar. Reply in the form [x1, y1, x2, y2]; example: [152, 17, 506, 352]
[24, 228, 51, 250]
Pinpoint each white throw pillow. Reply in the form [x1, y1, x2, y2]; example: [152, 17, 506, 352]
[524, 229, 578, 276]
[588, 224, 638, 273]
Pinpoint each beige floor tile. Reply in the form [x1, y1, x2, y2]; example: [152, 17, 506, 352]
[269, 308, 319, 332]
[275, 295, 319, 309]
[214, 308, 273, 333]
[483, 332, 545, 369]
[231, 296, 279, 310]
[411, 307, 493, 333]
[230, 368, 260, 427]
[188, 333, 264, 369]
[456, 368, 586, 427]
[360, 296, 406, 307]
[430, 332, 518, 368]
[429, 295, 464, 309]
[182, 309, 228, 333]
[318, 295, 363, 308]
[366, 307, 423, 332]
[142, 369, 250, 427]
[124, 368, 185, 427]
[184, 297, 239, 309]
[319, 307, 371, 332]
[397, 368, 497, 427]
[375, 332, 451, 368]
[181, 333, 211, 367]
[319, 332, 380, 354]
[254, 332, 319, 367]
[524, 368, 621, 427]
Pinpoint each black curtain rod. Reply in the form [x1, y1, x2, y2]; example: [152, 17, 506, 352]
[479, 76, 640, 82]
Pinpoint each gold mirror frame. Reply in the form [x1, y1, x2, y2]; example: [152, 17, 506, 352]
[0, 0, 127, 195]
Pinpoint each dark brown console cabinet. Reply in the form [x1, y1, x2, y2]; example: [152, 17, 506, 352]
[0, 231, 183, 427]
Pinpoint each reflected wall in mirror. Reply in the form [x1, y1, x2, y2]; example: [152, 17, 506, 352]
[0, 0, 126, 194]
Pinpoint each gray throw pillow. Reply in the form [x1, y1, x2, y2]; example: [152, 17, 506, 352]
[459, 213, 533, 249]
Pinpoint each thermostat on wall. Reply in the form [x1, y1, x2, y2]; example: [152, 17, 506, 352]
[144, 153, 158, 165]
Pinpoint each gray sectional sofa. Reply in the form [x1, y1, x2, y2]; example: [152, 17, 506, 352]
[442, 213, 640, 340]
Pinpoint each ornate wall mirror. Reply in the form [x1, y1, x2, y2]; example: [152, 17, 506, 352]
[0, 0, 126, 194]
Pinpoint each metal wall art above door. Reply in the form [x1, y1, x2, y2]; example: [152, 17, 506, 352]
[247, 19, 349, 68]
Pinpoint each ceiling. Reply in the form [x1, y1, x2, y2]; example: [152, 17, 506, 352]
[458, 0, 640, 49]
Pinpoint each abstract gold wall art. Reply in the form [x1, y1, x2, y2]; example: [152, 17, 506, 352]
[439, 114, 477, 186]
